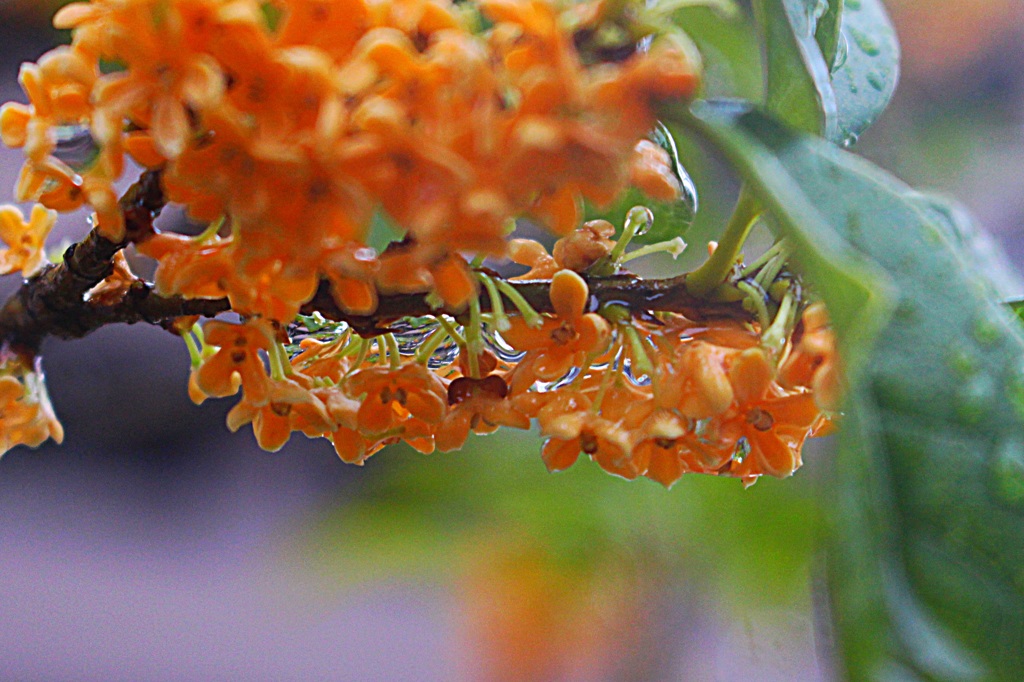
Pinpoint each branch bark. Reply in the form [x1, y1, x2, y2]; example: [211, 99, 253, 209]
[0, 169, 753, 351]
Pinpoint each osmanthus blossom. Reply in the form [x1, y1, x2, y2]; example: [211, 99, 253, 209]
[0, 204, 57, 277]
[193, 318, 277, 406]
[226, 377, 335, 451]
[436, 375, 531, 453]
[502, 269, 612, 385]
[0, 0, 838, 485]
[0, 360, 63, 456]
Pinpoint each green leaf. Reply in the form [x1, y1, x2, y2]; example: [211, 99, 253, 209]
[1010, 300, 1024, 320]
[754, 0, 838, 137]
[683, 100, 1024, 681]
[815, 0, 844, 70]
[669, 5, 764, 100]
[830, 0, 900, 146]
[907, 192, 1022, 301]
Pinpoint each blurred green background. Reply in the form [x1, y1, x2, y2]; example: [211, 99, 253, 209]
[0, 1, 1020, 680]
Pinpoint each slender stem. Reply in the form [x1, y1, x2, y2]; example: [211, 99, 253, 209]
[686, 187, 761, 297]
[479, 274, 510, 332]
[737, 280, 770, 330]
[494, 279, 544, 328]
[183, 331, 203, 368]
[466, 295, 483, 378]
[415, 326, 449, 364]
[385, 333, 401, 370]
[620, 237, 687, 264]
[761, 290, 798, 357]
[436, 316, 466, 346]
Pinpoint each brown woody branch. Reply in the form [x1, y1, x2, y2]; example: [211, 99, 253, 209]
[301, 273, 750, 336]
[0, 170, 752, 352]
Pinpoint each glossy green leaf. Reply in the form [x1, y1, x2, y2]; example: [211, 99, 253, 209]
[670, 5, 763, 100]
[907, 192, 1022, 301]
[1008, 300, 1024, 326]
[815, 0, 844, 70]
[830, 0, 900, 146]
[754, 0, 838, 137]
[683, 100, 1024, 681]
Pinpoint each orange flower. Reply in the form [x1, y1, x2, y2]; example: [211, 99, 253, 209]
[502, 269, 612, 382]
[84, 250, 137, 306]
[535, 390, 632, 475]
[194, 319, 276, 406]
[0, 48, 96, 164]
[0, 204, 57, 277]
[375, 246, 478, 312]
[508, 238, 558, 280]
[0, 360, 64, 456]
[629, 139, 682, 203]
[59, 0, 234, 158]
[628, 409, 734, 488]
[345, 361, 447, 434]
[137, 231, 236, 300]
[722, 348, 822, 481]
[779, 302, 843, 411]
[322, 242, 380, 316]
[276, 0, 370, 61]
[436, 375, 530, 452]
[550, 219, 616, 273]
[227, 378, 335, 452]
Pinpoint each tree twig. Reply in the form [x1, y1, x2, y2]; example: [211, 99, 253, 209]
[0, 168, 753, 351]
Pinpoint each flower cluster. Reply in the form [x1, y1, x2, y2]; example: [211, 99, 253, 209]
[179, 218, 836, 486]
[2, 0, 698, 321]
[0, 0, 839, 484]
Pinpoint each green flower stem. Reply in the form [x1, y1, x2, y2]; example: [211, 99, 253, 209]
[183, 331, 203, 368]
[590, 344, 624, 413]
[761, 289, 798, 358]
[436, 315, 466, 346]
[686, 187, 761, 297]
[415, 326, 449, 365]
[622, 324, 655, 378]
[384, 333, 401, 370]
[740, 239, 788, 278]
[736, 280, 770, 330]
[478, 274, 510, 332]
[494, 279, 544, 328]
[346, 337, 369, 376]
[268, 342, 288, 381]
[466, 295, 484, 378]
[193, 215, 225, 243]
[620, 237, 687, 264]
[607, 206, 655, 265]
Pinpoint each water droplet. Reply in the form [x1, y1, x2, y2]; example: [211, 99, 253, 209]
[866, 71, 885, 91]
[623, 359, 652, 386]
[52, 124, 100, 172]
[486, 331, 526, 363]
[650, 122, 698, 225]
[972, 317, 1000, 348]
[832, 34, 849, 70]
[956, 375, 996, 425]
[390, 317, 439, 355]
[992, 437, 1024, 507]
[947, 345, 979, 378]
[849, 27, 880, 57]
[841, 132, 860, 148]
[625, 205, 654, 237]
